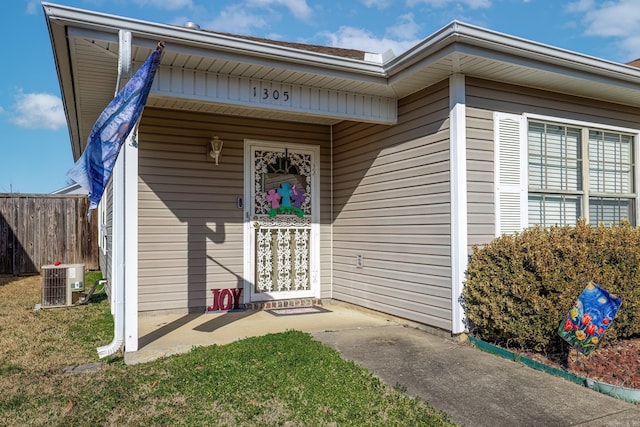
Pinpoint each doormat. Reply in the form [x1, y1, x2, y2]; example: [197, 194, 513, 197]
[266, 306, 331, 316]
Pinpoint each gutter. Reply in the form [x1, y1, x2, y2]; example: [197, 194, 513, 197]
[42, 2, 387, 80]
[44, 2, 640, 109]
[384, 20, 640, 86]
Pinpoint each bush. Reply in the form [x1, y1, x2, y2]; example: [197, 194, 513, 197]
[463, 219, 640, 354]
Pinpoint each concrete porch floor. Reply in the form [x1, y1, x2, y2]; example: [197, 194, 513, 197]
[125, 302, 398, 364]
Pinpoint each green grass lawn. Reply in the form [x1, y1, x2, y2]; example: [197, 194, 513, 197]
[0, 274, 456, 426]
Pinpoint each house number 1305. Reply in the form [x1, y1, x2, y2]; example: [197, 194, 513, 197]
[253, 87, 290, 102]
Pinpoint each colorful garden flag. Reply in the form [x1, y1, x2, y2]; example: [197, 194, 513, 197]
[558, 282, 622, 355]
[67, 42, 164, 217]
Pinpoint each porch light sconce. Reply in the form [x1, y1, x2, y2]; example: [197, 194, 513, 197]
[209, 136, 223, 165]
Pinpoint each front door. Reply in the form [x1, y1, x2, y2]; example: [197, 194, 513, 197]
[244, 140, 320, 302]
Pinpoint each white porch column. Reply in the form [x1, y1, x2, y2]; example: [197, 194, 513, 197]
[449, 73, 468, 334]
[124, 132, 139, 351]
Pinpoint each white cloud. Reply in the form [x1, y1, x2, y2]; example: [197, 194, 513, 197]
[132, 0, 194, 10]
[205, 4, 269, 33]
[203, 0, 312, 34]
[362, 0, 392, 9]
[407, 0, 491, 9]
[9, 92, 66, 131]
[386, 13, 421, 40]
[320, 13, 423, 55]
[567, 0, 640, 59]
[246, 0, 313, 20]
[320, 27, 389, 54]
[565, 0, 594, 13]
[573, 0, 640, 38]
[25, 1, 37, 14]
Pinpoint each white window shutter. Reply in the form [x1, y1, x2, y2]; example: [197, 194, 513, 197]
[494, 112, 527, 236]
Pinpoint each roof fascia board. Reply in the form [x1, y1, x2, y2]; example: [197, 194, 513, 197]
[384, 22, 458, 74]
[43, 2, 387, 81]
[386, 20, 640, 87]
[453, 22, 640, 80]
[65, 26, 389, 88]
[455, 43, 640, 93]
[44, 4, 82, 158]
[387, 43, 457, 88]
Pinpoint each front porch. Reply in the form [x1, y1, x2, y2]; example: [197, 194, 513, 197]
[125, 301, 397, 364]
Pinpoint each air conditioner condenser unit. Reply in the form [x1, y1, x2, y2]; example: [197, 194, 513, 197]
[41, 264, 85, 308]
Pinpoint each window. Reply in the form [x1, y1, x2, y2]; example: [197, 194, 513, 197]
[527, 121, 635, 227]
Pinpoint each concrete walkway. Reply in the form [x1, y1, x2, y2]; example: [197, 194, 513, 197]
[128, 302, 640, 426]
[314, 325, 640, 427]
[127, 302, 394, 364]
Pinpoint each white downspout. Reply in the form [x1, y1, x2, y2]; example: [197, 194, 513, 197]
[97, 29, 132, 359]
[97, 143, 126, 358]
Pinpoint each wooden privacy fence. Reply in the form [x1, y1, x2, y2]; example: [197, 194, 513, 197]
[0, 194, 98, 275]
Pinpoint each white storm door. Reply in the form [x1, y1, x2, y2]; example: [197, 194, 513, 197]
[244, 140, 320, 302]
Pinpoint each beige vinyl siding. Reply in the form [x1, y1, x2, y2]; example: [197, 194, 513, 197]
[137, 108, 331, 312]
[100, 179, 113, 286]
[466, 77, 640, 244]
[332, 80, 453, 331]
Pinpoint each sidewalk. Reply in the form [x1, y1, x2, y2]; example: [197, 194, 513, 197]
[129, 302, 640, 426]
[313, 325, 640, 427]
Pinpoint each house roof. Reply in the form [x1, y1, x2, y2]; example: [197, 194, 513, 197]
[208, 31, 371, 61]
[627, 58, 640, 68]
[43, 2, 640, 159]
[51, 182, 88, 195]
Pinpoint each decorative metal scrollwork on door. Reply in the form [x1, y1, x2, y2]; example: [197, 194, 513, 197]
[253, 149, 312, 293]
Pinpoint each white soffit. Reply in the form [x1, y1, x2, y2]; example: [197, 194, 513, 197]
[45, 3, 640, 158]
[387, 21, 640, 103]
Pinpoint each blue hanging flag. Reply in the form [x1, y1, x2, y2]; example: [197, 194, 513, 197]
[67, 42, 164, 216]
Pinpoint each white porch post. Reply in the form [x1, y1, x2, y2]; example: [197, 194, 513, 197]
[124, 132, 139, 351]
[449, 73, 468, 334]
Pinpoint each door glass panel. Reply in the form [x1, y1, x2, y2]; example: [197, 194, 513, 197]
[254, 150, 312, 217]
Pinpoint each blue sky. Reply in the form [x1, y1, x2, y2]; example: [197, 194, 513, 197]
[1, 0, 640, 193]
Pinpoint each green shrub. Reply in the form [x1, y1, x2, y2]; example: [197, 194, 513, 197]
[463, 219, 640, 354]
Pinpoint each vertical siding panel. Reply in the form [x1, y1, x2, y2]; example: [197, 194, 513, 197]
[137, 108, 331, 312]
[103, 180, 114, 286]
[332, 80, 453, 331]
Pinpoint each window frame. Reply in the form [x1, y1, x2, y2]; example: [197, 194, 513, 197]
[524, 113, 640, 227]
